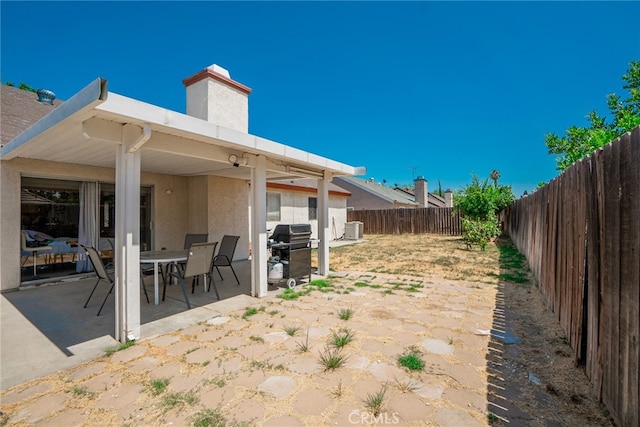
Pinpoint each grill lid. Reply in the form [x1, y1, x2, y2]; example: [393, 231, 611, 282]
[270, 224, 312, 242]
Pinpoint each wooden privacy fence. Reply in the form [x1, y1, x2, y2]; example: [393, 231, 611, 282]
[503, 126, 639, 427]
[347, 207, 461, 235]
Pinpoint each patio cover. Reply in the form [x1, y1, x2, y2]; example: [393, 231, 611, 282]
[0, 78, 363, 342]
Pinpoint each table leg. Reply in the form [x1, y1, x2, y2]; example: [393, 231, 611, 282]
[154, 261, 160, 305]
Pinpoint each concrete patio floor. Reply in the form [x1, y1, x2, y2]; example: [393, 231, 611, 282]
[1, 259, 268, 390]
[1, 240, 362, 391]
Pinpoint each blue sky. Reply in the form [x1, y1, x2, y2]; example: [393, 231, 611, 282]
[2, 1, 639, 197]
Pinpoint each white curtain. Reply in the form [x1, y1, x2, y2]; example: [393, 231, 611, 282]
[76, 182, 98, 273]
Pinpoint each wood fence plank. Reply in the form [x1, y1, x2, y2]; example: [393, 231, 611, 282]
[603, 140, 622, 422]
[618, 131, 639, 426]
[584, 155, 599, 381]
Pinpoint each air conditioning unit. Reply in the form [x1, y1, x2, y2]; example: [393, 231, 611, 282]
[345, 221, 363, 240]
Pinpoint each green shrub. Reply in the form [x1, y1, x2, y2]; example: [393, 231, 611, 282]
[461, 217, 500, 251]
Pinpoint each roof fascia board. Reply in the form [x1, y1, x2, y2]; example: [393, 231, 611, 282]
[1, 78, 107, 160]
[97, 93, 358, 177]
[266, 181, 350, 196]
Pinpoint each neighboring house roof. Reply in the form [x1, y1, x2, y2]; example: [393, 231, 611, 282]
[335, 176, 414, 205]
[1, 85, 64, 145]
[333, 175, 445, 208]
[393, 184, 446, 207]
[267, 178, 351, 197]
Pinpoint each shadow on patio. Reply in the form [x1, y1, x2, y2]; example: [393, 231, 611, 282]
[1, 259, 264, 390]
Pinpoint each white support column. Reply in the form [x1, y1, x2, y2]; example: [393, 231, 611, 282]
[114, 124, 145, 342]
[250, 155, 268, 297]
[317, 172, 331, 276]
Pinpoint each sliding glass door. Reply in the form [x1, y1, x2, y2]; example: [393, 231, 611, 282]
[21, 177, 153, 281]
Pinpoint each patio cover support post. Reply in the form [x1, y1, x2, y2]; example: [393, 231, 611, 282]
[317, 173, 331, 276]
[250, 155, 268, 297]
[114, 124, 146, 342]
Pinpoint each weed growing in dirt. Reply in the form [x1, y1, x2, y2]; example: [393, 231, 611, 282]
[249, 335, 264, 343]
[310, 279, 333, 288]
[190, 408, 226, 427]
[161, 391, 198, 411]
[329, 328, 355, 348]
[332, 379, 344, 398]
[284, 325, 302, 336]
[203, 376, 227, 388]
[337, 307, 354, 320]
[105, 340, 135, 355]
[354, 282, 369, 287]
[398, 347, 425, 371]
[242, 307, 258, 319]
[268, 309, 279, 316]
[296, 329, 310, 352]
[69, 385, 95, 398]
[499, 272, 529, 284]
[318, 347, 348, 371]
[277, 287, 311, 300]
[394, 377, 422, 393]
[363, 383, 388, 416]
[146, 378, 170, 396]
[487, 412, 501, 424]
[249, 360, 285, 371]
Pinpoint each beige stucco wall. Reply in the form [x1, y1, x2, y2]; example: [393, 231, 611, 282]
[207, 176, 250, 260]
[186, 176, 209, 239]
[0, 158, 256, 290]
[266, 189, 348, 240]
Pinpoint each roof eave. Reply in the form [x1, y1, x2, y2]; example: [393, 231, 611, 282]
[0, 78, 108, 160]
[95, 93, 359, 178]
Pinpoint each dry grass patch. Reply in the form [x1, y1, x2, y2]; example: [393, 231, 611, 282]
[318, 234, 501, 283]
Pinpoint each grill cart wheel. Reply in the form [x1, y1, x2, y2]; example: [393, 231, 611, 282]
[287, 278, 297, 289]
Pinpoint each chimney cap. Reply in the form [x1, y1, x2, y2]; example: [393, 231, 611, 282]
[206, 63, 230, 78]
[415, 176, 427, 181]
[182, 63, 252, 94]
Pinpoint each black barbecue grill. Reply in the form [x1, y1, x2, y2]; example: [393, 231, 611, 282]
[268, 224, 312, 288]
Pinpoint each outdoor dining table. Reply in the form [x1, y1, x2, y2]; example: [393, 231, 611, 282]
[140, 249, 188, 305]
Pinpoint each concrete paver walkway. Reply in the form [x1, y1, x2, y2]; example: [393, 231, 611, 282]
[0, 271, 497, 426]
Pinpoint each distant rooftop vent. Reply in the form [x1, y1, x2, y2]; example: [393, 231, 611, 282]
[36, 88, 56, 105]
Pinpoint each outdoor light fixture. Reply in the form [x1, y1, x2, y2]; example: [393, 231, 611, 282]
[228, 154, 240, 167]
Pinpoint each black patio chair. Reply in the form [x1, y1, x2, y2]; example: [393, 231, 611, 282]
[81, 245, 149, 316]
[213, 235, 240, 285]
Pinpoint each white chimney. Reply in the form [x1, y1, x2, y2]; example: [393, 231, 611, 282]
[444, 189, 453, 208]
[414, 176, 428, 208]
[182, 64, 252, 132]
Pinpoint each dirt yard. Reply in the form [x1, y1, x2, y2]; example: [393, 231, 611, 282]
[0, 234, 613, 426]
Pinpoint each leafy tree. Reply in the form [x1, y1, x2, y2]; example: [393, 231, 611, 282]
[545, 60, 640, 171]
[455, 173, 515, 250]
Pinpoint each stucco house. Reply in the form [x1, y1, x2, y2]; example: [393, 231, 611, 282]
[333, 175, 451, 210]
[265, 178, 351, 241]
[0, 63, 363, 342]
